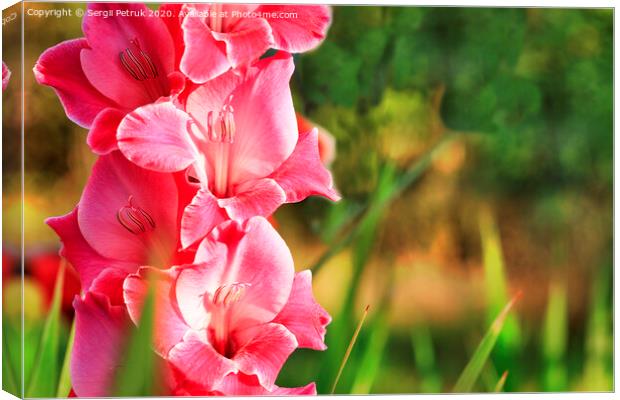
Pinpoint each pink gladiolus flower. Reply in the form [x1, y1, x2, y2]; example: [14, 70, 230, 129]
[118, 52, 340, 248]
[123, 217, 330, 393]
[2, 62, 10, 91]
[180, 3, 331, 83]
[33, 3, 185, 155]
[46, 151, 192, 305]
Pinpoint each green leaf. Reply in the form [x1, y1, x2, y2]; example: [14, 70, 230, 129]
[56, 318, 75, 397]
[411, 325, 442, 393]
[494, 371, 509, 392]
[351, 312, 389, 394]
[453, 292, 521, 393]
[542, 280, 568, 391]
[26, 260, 65, 397]
[2, 321, 19, 396]
[112, 280, 158, 396]
[331, 305, 369, 394]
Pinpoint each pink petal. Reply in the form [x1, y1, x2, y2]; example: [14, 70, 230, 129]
[232, 323, 298, 391]
[273, 270, 331, 350]
[180, 188, 228, 249]
[33, 38, 117, 127]
[2, 61, 10, 91]
[168, 330, 237, 390]
[214, 373, 316, 395]
[86, 107, 126, 155]
[81, 3, 174, 108]
[71, 292, 131, 397]
[158, 3, 185, 68]
[189, 217, 294, 331]
[271, 128, 341, 203]
[45, 208, 134, 291]
[217, 178, 286, 221]
[224, 52, 298, 185]
[258, 5, 332, 53]
[123, 267, 189, 357]
[211, 18, 274, 69]
[117, 102, 196, 173]
[89, 267, 131, 307]
[78, 151, 179, 266]
[180, 5, 231, 83]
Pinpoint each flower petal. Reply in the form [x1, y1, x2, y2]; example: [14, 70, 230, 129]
[232, 323, 298, 391]
[214, 373, 316, 395]
[45, 208, 134, 291]
[257, 5, 331, 53]
[89, 267, 130, 307]
[2, 61, 10, 91]
[78, 151, 179, 266]
[86, 107, 126, 155]
[33, 38, 117, 127]
[225, 52, 298, 185]
[189, 217, 294, 331]
[117, 102, 196, 173]
[180, 188, 228, 249]
[211, 18, 274, 69]
[217, 178, 286, 221]
[71, 292, 131, 397]
[168, 330, 237, 391]
[180, 5, 230, 83]
[271, 128, 341, 203]
[81, 3, 174, 108]
[123, 267, 189, 357]
[273, 270, 331, 350]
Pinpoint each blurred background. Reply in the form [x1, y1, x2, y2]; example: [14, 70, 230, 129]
[2, 4, 613, 396]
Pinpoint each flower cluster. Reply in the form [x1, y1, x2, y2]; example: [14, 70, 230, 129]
[35, 3, 338, 396]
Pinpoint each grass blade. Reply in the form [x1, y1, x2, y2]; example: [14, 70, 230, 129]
[26, 260, 65, 397]
[411, 325, 442, 393]
[113, 280, 158, 396]
[351, 312, 389, 394]
[494, 371, 509, 392]
[2, 322, 19, 395]
[542, 280, 568, 391]
[331, 305, 370, 394]
[56, 318, 75, 397]
[453, 292, 521, 393]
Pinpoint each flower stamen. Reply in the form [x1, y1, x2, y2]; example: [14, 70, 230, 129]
[116, 195, 156, 235]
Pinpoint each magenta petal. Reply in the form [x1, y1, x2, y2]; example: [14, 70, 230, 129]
[45, 208, 134, 291]
[214, 373, 316, 395]
[217, 178, 286, 221]
[71, 292, 130, 397]
[123, 267, 189, 357]
[225, 53, 298, 185]
[81, 3, 174, 108]
[271, 128, 341, 203]
[90, 267, 131, 307]
[180, 5, 231, 83]
[258, 5, 332, 53]
[273, 270, 331, 350]
[87, 107, 126, 155]
[118, 102, 196, 173]
[78, 151, 178, 265]
[211, 18, 274, 69]
[233, 323, 298, 391]
[2, 62, 10, 91]
[180, 188, 228, 249]
[33, 38, 117, 127]
[168, 330, 237, 390]
[190, 217, 294, 331]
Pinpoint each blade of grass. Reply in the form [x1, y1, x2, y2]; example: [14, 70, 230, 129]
[351, 311, 389, 394]
[453, 292, 521, 393]
[56, 317, 75, 397]
[582, 261, 612, 390]
[2, 323, 18, 395]
[26, 259, 65, 397]
[494, 371, 509, 392]
[411, 325, 442, 393]
[330, 305, 370, 394]
[479, 208, 521, 387]
[542, 280, 568, 391]
[113, 279, 158, 396]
